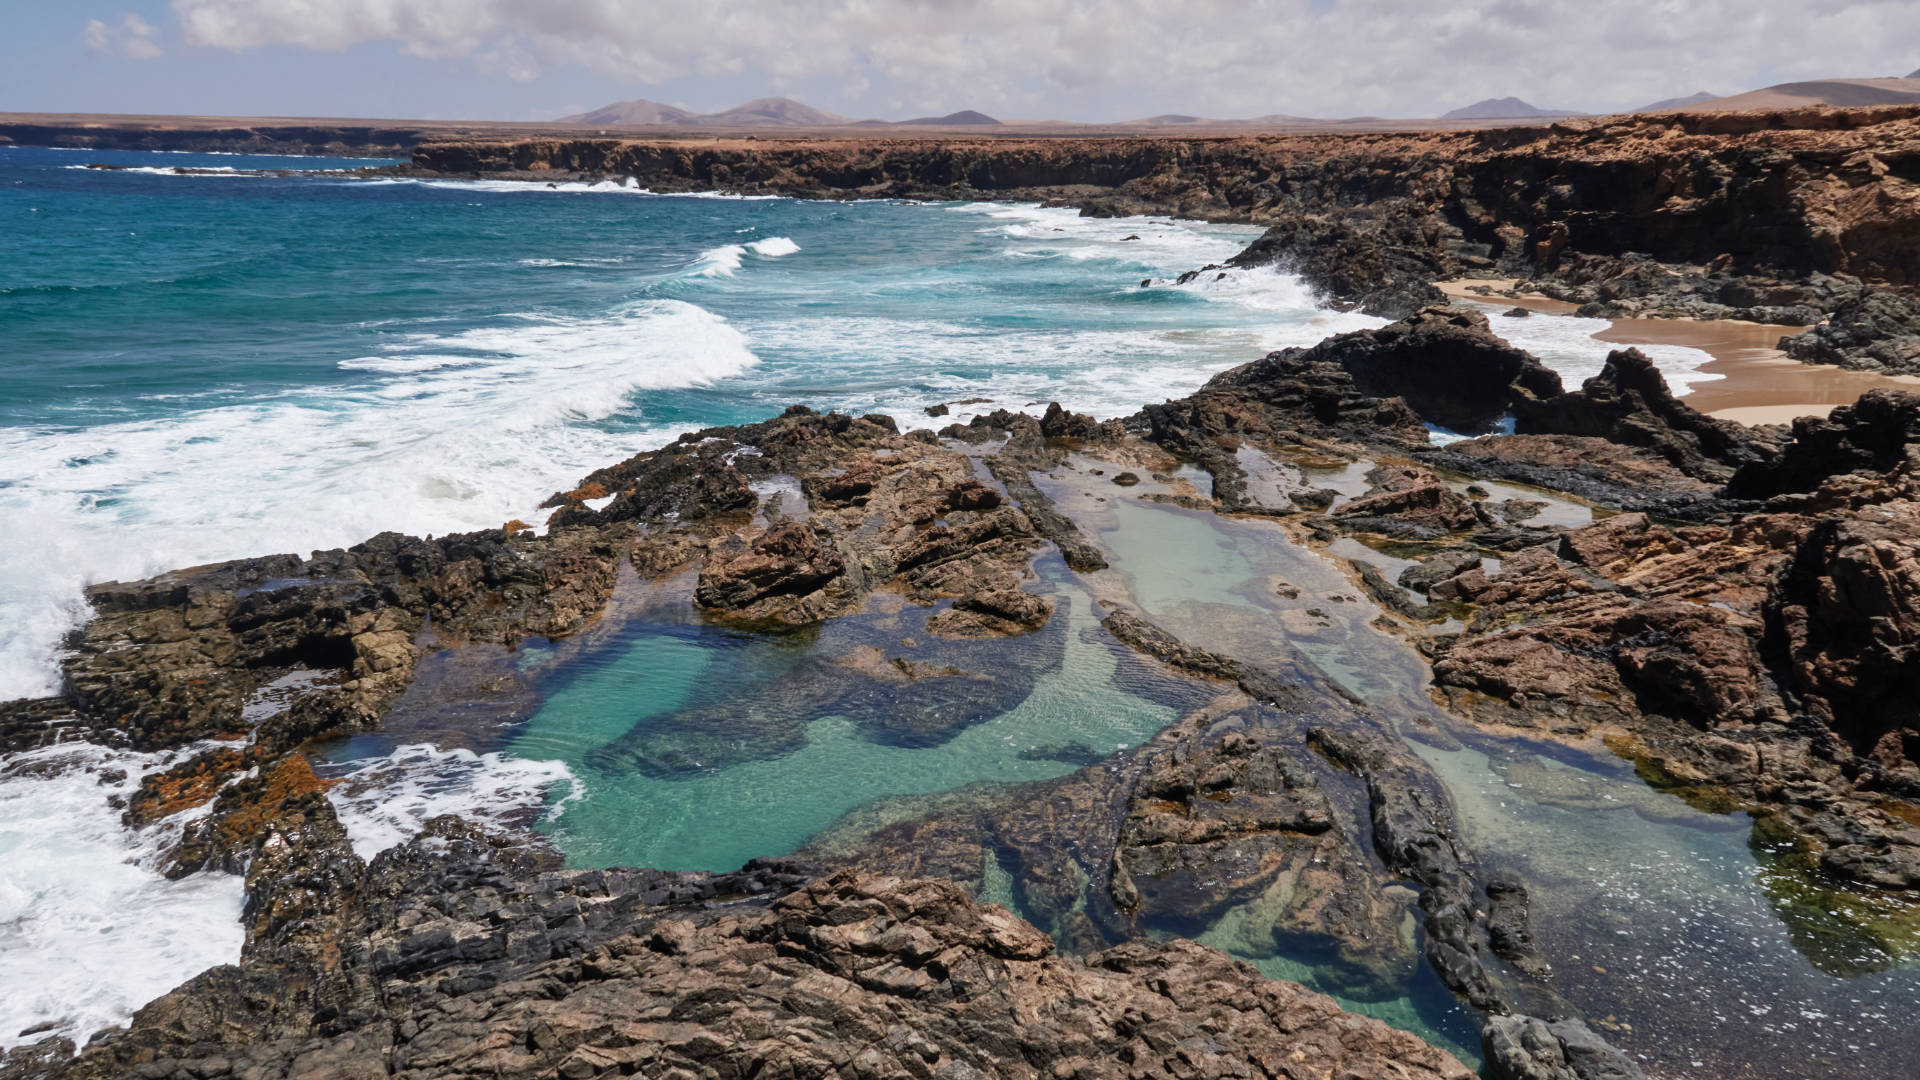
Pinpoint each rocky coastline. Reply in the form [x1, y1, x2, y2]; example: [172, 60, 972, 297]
[6, 293, 1920, 1077]
[6, 109, 1920, 1080]
[404, 104, 1920, 374]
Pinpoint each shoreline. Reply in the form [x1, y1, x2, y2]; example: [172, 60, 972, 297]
[1440, 278, 1920, 425]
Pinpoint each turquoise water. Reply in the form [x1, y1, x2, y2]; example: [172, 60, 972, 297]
[0, 144, 1388, 700]
[508, 579, 1186, 871]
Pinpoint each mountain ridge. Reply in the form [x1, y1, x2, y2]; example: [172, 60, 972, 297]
[1440, 97, 1583, 120]
[563, 96, 853, 127]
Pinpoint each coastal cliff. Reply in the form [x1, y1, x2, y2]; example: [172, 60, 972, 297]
[407, 106, 1920, 369]
[408, 105, 1920, 286]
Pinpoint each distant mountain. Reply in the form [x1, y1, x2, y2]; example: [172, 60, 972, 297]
[1911, 67, 1920, 79]
[562, 96, 850, 127]
[699, 98, 852, 126]
[1679, 77, 1920, 112]
[567, 99, 697, 125]
[1636, 91, 1722, 112]
[1441, 97, 1583, 120]
[896, 110, 1000, 126]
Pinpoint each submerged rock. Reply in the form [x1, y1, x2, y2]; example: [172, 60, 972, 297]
[1484, 1014, 1646, 1080]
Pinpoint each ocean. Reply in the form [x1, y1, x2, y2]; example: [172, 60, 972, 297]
[1, 146, 1751, 1056]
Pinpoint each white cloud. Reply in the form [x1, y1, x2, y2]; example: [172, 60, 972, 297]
[84, 12, 163, 59]
[166, 0, 1920, 117]
[85, 13, 164, 60]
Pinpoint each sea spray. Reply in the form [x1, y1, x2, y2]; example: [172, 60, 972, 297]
[0, 299, 758, 700]
[0, 743, 246, 1050]
[321, 744, 579, 861]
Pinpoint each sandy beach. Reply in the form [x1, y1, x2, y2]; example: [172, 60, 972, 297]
[1442, 279, 1920, 425]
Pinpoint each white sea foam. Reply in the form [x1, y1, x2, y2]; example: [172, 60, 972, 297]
[689, 237, 799, 278]
[0, 298, 756, 699]
[375, 177, 780, 200]
[748, 298, 1381, 434]
[1475, 306, 1724, 396]
[322, 744, 578, 860]
[957, 200, 1259, 271]
[517, 256, 631, 269]
[746, 236, 801, 257]
[62, 165, 256, 178]
[0, 742, 246, 1050]
[691, 244, 746, 277]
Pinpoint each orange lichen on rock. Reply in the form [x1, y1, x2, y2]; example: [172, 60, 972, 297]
[122, 748, 247, 826]
[202, 753, 336, 853]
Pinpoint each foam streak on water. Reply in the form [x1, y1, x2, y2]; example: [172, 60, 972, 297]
[0, 743, 246, 1050]
[321, 744, 579, 861]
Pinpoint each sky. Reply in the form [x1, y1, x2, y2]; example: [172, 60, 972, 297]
[3, 1, 1918, 122]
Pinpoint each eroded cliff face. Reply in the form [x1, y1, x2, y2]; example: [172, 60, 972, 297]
[409, 105, 1920, 286]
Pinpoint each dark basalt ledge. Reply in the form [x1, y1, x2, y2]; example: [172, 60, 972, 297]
[22, 828, 1476, 1080]
[6, 308, 1920, 1078]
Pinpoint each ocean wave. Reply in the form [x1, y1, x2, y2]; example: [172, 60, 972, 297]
[688, 236, 800, 278]
[691, 243, 747, 277]
[741, 306, 1383, 433]
[61, 164, 257, 178]
[321, 744, 579, 860]
[371, 176, 782, 200]
[746, 236, 801, 257]
[957, 201, 1259, 276]
[0, 298, 756, 699]
[517, 256, 632, 269]
[0, 742, 246, 1050]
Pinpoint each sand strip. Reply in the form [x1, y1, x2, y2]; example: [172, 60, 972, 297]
[1441, 279, 1920, 425]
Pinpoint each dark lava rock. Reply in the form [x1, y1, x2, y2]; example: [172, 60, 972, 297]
[1485, 874, 1551, 979]
[1780, 289, 1920, 375]
[47, 821, 1473, 1080]
[1334, 465, 1483, 534]
[1727, 389, 1920, 499]
[1399, 547, 1485, 593]
[1217, 206, 1454, 318]
[694, 520, 845, 618]
[1516, 348, 1771, 483]
[1280, 307, 1563, 434]
[1039, 400, 1101, 439]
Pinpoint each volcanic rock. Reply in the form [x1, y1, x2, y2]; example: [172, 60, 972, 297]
[1780, 289, 1920, 374]
[1516, 348, 1772, 482]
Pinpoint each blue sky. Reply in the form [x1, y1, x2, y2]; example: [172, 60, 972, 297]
[3, 2, 1916, 122]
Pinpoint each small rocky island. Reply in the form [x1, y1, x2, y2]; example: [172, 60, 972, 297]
[6, 106, 1920, 1080]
